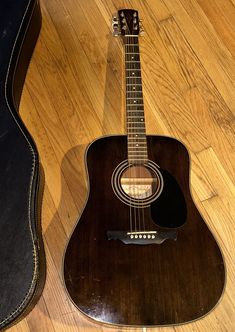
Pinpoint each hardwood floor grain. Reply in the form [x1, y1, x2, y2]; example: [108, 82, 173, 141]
[9, 0, 235, 330]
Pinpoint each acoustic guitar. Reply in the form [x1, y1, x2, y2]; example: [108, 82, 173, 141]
[63, 9, 225, 327]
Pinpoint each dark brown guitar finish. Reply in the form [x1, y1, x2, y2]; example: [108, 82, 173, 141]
[64, 135, 225, 327]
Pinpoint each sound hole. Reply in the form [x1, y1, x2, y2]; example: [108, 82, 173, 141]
[120, 165, 158, 200]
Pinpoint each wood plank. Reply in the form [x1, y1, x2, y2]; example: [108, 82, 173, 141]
[163, 0, 235, 113]
[196, 0, 235, 57]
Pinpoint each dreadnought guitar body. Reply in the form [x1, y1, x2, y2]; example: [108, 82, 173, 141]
[64, 135, 225, 327]
[63, 9, 225, 328]
[0, 0, 45, 329]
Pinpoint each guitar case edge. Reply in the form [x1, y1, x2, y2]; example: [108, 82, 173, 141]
[0, 0, 46, 330]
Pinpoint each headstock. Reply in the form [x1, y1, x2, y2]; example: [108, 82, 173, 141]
[112, 9, 144, 37]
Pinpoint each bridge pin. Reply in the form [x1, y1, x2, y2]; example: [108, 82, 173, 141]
[139, 235, 142, 238]
[148, 235, 151, 239]
[135, 235, 138, 239]
[143, 235, 146, 238]
[152, 235, 155, 239]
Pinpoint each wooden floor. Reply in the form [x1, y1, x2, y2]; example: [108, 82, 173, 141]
[9, 0, 235, 331]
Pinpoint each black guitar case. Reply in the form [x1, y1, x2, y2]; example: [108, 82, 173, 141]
[0, 0, 45, 329]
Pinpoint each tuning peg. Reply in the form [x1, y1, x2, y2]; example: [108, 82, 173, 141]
[139, 19, 144, 36]
[112, 15, 120, 36]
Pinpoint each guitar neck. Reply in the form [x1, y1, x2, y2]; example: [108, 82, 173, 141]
[124, 36, 148, 164]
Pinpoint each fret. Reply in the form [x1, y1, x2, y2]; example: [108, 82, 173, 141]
[127, 116, 145, 118]
[127, 120, 144, 123]
[128, 158, 148, 160]
[126, 89, 142, 92]
[126, 100, 143, 103]
[126, 66, 141, 70]
[128, 153, 147, 156]
[128, 144, 147, 146]
[129, 146, 147, 151]
[128, 155, 148, 157]
[128, 137, 146, 142]
[126, 104, 144, 107]
[128, 156, 148, 158]
[127, 111, 144, 115]
[128, 152, 148, 154]
[128, 150, 148, 152]
[128, 134, 146, 136]
[126, 105, 144, 107]
[126, 97, 143, 99]
[126, 102, 143, 104]
[128, 139, 146, 142]
[127, 120, 145, 122]
[127, 115, 145, 118]
[127, 129, 146, 131]
[128, 155, 148, 158]
[128, 141, 146, 144]
[128, 128, 146, 130]
[126, 83, 142, 86]
[126, 100, 143, 102]
[127, 116, 144, 119]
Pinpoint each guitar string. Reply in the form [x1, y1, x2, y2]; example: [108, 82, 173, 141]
[126, 33, 149, 234]
[134, 33, 146, 232]
[128, 37, 138, 231]
[130, 35, 139, 231]
[135, 34, 144, 232]
[134, 34, 142, 232]
[126, 35, 135, 233]
[130, 35, 137, 232]
[126, 36, 133, 233]
[132, 35, 139, 232]
[131, 34, 145, 233]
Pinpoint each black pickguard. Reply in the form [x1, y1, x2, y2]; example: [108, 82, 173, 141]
[151, 169, 187, 228]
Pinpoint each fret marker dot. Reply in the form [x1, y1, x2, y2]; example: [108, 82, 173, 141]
[134, 100, 136, 103]
[136, 144, 139, 147]
[133, 87, 136, 90]
[132, 72, 135, 75]
[131, 56, 134, 59]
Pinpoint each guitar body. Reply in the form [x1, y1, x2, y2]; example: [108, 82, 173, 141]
[64, 135, 225, 327]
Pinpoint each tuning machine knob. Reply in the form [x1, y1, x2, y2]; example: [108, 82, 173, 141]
[112, 15, 120, 36]
[139, 19, 144, 36]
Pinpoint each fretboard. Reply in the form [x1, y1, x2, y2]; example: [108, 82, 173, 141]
[124, 36, 148, 164]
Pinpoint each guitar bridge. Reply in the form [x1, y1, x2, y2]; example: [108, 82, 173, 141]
[107, 230, 177, 245]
